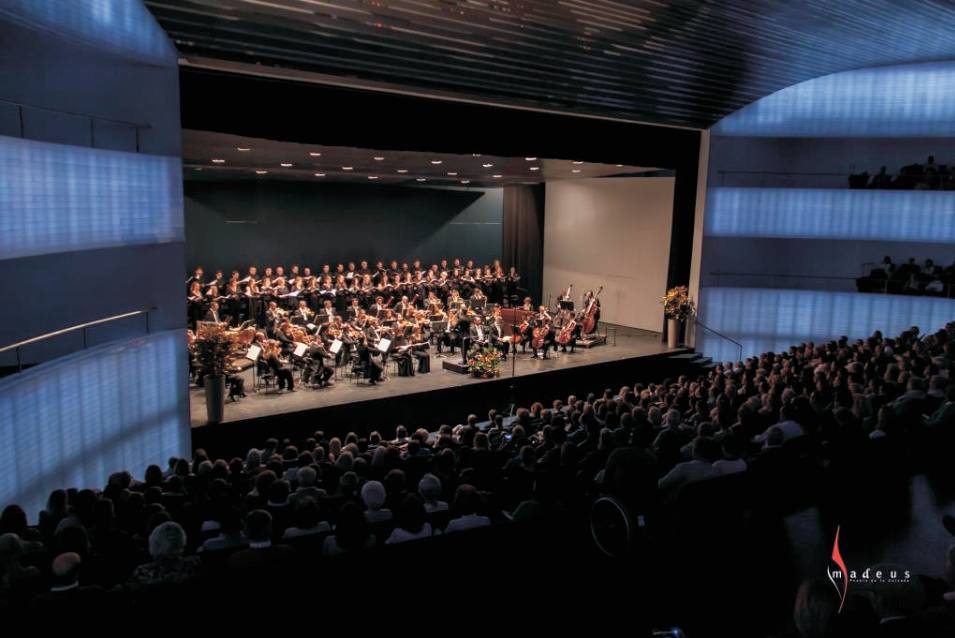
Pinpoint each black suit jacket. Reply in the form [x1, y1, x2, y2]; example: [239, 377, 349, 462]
[203, 309, 223, 323]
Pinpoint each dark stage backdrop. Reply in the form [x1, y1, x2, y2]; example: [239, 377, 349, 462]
[184, 180, 503, 274]
[503, 184, 545, 303]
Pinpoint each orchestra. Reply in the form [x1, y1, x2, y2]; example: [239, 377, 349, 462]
[188, 256, 604, 390]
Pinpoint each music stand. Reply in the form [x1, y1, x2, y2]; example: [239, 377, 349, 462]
[559, 299, 574, 311]
[245, 344, 262, 391]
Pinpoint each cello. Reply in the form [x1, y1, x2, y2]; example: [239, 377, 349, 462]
[581, 286, 603, 335]
[556, 311, 577, 346]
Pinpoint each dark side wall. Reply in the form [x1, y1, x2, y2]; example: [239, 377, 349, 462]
[185, 180, 504, 274]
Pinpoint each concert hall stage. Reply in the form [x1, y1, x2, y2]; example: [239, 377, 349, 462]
[190, 325, 690, 459]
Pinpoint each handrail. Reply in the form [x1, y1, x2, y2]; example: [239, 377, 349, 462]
[0, 307, 156, 371]
[0, 97, 151, 152]
[693, 316, 743, 364]
[710, 271, 858, 281]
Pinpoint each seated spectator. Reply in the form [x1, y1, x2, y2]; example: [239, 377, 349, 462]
[657, 437, 721, 495]
[360, 480, 393, 524]
[227, 510, 295, 573]
[713, 433, 747, 475]
[282, 497, 330, 540]
[418, 474, 448, 513]
[200, 507, 246, 553]
[753, 402, 804, 444]
[445, 484, 490, 533]
[0, 533, 42, 603]
[32, 553, 105, 611]
[126, 522, 200, 590]
[385, 495, 432, 544]
[925, 385, 955, 429]
[323, 503, 374, 555]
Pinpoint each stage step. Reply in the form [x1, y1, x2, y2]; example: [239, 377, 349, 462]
[441, 360, 470, 374]
[576, 335, 607, 349]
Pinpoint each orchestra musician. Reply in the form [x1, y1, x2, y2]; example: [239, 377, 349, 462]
[203, 300, 225, 324]
[254, 331, 295, 392]
[304, 339, 334, 388]
[357, 333, 384, 385]
[532, 305, 554, 359]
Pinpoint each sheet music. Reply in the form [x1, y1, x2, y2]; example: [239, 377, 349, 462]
[293, 342, 308, 358]
[329, 339, 343, 354]
[376, 337, 392, 354]
[245, 345, 261, 362]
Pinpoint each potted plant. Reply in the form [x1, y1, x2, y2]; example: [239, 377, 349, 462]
[661, 286, 695, 348]
[467, 345, 504, 379]
[193, 324, 241, 424]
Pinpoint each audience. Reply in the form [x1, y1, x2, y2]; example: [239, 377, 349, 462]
[2, 321, 955, 634]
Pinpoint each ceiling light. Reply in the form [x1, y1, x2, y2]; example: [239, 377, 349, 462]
[255, 170, 268, 175]
[211, 158, 225, 163]
[368, 175, 379, 180]
[492, 174, 502, 178]
[280, 162, 293, 167]
[447, 172, 458, 176]
[309, 152, 322, 157]
[342, 166, 353, 171]
[482, 163, 493, 168]
[472, 153, 482, 157]
[416, 178, 427, 182]
[396, 169, 408, 174]
[615, 164, 623, 167]
[194, 167, 203, 171]
[460, 180, 471, 184]
[529, 166, 540, 171]
[236, 147, 251, 152]
[525, 157, 537, 161]
[573, 161, 584, 165]
[373, 156, 385, 161]
[430, 160, 442, 165]
[572, 169, 582, 173]
[314, 172, 325, 177]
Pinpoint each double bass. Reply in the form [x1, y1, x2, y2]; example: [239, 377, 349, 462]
[581, 286, 603, 335]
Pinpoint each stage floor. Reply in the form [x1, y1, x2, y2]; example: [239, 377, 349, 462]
[190, 324, 674, 427]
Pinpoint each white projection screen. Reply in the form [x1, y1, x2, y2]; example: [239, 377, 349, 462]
[0, 331, 190, 522]
[543, 177, 675, 331]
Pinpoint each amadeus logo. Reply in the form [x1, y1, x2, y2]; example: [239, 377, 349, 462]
[827, 525, 912, 613]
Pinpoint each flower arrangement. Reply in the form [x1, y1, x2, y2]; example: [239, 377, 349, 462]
[194, 323, 242, 377]
[661, 286, 695, 320]
[467, 345, 504, 378]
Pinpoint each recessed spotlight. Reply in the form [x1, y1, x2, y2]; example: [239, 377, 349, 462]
[314, 172, 325, 177]
[396, 169, 408, 174]
[255, 170, 268, 175]
[572, 169, 582, 173]
[482, 163, 493, 168]
[573, 161, 584, 165]
[430, 160, 443, 165]
[492, 174, 503, 178]
[194, 167, 203, 171]
[236, 147, 251, 152]
[211, 158, 225, 163]
[416, 178, 427, 182]
[615, 164, 623, 167]
[280, 162, 293, 167]
[309, 152, 322, 157]
[472, 153, 482, 157]
[373, 156, 385, 161]
[447, 172, 458, 176]
[368, 175, 379, 180]
[530, 166, 540, 171]
[525, 157, 537, 161]
[460, 180, 471, 184]
[342, 166, 353, 171]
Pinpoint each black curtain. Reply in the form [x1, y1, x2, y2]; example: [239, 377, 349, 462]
[502, 184, 545, 304]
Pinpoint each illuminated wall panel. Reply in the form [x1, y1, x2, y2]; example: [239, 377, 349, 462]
[697, 287, 955, 362]
[0, 135, 183, 260]
[705, 187, 955, 242]
[0, 0, 175, 64]
[713, 61, 955, 137]
[0, 331, 189, 523]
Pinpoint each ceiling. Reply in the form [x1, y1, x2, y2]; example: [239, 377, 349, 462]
[183, 129, 657, 185]
[147, 0, 955, 129]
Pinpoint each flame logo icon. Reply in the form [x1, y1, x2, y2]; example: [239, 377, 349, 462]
[827, 525, 848, 613]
